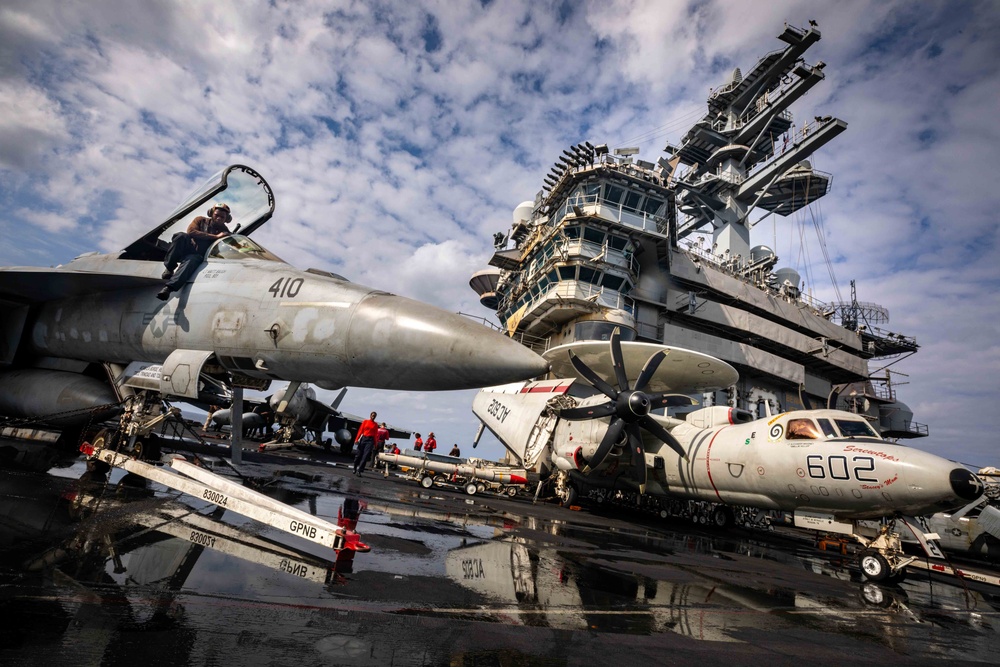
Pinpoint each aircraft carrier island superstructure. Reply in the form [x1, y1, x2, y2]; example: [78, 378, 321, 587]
[469, 23, 926, 440]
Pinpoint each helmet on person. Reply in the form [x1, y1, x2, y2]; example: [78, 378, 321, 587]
[208, 203, 232, 222]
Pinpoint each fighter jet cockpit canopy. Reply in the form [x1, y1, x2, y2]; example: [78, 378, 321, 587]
[119, 164, 275, 261]
[208, 234, 283, 262]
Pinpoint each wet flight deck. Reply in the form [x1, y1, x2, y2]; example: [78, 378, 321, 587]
[0, 441, 997, 666]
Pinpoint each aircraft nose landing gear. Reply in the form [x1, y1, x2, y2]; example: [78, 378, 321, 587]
[855, 525, 914, 582]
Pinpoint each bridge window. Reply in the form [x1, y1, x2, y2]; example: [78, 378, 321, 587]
[564, 226, 580, 239]
[608, 235, 629, 251]
[605, 185, 625, 204]
[601, 274, 625, 290]
[558, 266, 577, 280]
[578, 267, 600, 285]
[583, 227, 605, 244]
[642, 197, 664, 216]
[624, 191, 642, 211]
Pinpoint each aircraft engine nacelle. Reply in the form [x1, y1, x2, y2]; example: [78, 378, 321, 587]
[551, 417, 618, 472]
[0, 369, 120, 427]
[334, 428, 353, 447]
[684, 406, 755, 429]
[552, 445, 585, 471]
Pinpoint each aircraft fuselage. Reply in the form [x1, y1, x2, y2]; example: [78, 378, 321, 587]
[27, 249, 547, 392]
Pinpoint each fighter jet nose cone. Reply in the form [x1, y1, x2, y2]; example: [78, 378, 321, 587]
[346, 293, 548, 391]
[950, 468, 984, 500]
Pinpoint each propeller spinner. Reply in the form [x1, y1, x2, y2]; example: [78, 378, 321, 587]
[558, 328, 698, 492]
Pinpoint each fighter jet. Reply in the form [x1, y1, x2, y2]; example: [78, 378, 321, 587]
[0, 165, 548, 448]
[210, 383, 410, 455]
[471, 329, 983, 580]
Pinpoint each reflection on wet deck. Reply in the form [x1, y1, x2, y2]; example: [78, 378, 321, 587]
[1, 452, 998, 664]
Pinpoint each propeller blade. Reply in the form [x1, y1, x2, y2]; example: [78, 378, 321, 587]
[560, 402, 616, 420]
[627, 423, 647, 492]
[647, 392, 699, 410]
[582, 417, 624, 473]
[634, 350, 666, 393]
[609, 327, 630, 392]
[639, 415, 687, 460]
[568, 350, 617, 400]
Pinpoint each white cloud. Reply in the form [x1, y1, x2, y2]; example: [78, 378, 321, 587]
[2, 0, 999, 466]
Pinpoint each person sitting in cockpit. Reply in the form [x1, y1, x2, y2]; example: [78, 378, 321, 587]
[786, 418, 822, 440]
[157, 203, 231, 300]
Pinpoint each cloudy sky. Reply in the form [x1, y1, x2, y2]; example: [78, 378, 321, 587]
[2, 0, 998, 466]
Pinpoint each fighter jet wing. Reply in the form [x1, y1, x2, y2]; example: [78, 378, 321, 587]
[324, 406, 412, 440]
[0, 267, 161, 303]
[303, 399, 409, 439]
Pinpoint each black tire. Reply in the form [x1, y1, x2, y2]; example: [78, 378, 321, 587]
[559, 485, 578, 507]
[860, 552, 891, 581]
[420, 475, 434, 489]
[340, 441, 353, 456]
[711, 507, 733, 529]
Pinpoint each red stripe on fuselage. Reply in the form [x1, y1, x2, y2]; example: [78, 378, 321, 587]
[521, 383, 570, 394]
[704, 427, 730, 502]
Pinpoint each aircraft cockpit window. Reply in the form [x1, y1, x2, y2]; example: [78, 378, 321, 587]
[817, 418, 837, 437]
[786, 418, 822, 440]
[834, 419, 879, 439]
[209, 235, 283, 262]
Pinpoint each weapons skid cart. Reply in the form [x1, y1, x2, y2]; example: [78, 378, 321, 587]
[80, 439, 369, 557]
[379, 450, 528, 497]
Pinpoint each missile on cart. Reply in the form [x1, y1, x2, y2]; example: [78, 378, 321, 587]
[377, 453, 528, 485]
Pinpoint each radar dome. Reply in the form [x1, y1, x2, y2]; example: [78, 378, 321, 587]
[773, 268, 801, 296]
[750, 245, 775, 263]
[513, 201, 534, 226]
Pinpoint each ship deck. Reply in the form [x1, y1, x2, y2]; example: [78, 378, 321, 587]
[1, 437, 997, 665]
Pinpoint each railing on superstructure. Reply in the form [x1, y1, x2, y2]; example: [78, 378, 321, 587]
[507, 280, 635, 324]
[458, 313, 552, 355]
[675, 239, 833, 315]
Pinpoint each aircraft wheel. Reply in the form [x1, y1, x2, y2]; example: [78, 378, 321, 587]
[860, 552, 891, 581]
[476, 482, 486, 494]
[559, 485, 577, 507]
[420, 475, 434, 489]
[506, 486, 518, 497]
[340, 441, 353, 456]
[711, 507, 733, 529]
[465, 482, 478, 495]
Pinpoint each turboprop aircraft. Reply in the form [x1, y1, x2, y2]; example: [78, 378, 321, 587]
[0, 164, 549, 452]
[472, 329, 984, 580]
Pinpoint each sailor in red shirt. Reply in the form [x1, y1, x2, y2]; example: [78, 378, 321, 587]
[424, 432, 437, 453]
[353, 411, 379, 475]
[413, 433, 423, 452]
[373, 422, 390, 466]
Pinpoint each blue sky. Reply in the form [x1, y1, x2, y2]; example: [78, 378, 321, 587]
[1, 0, 998, 466]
